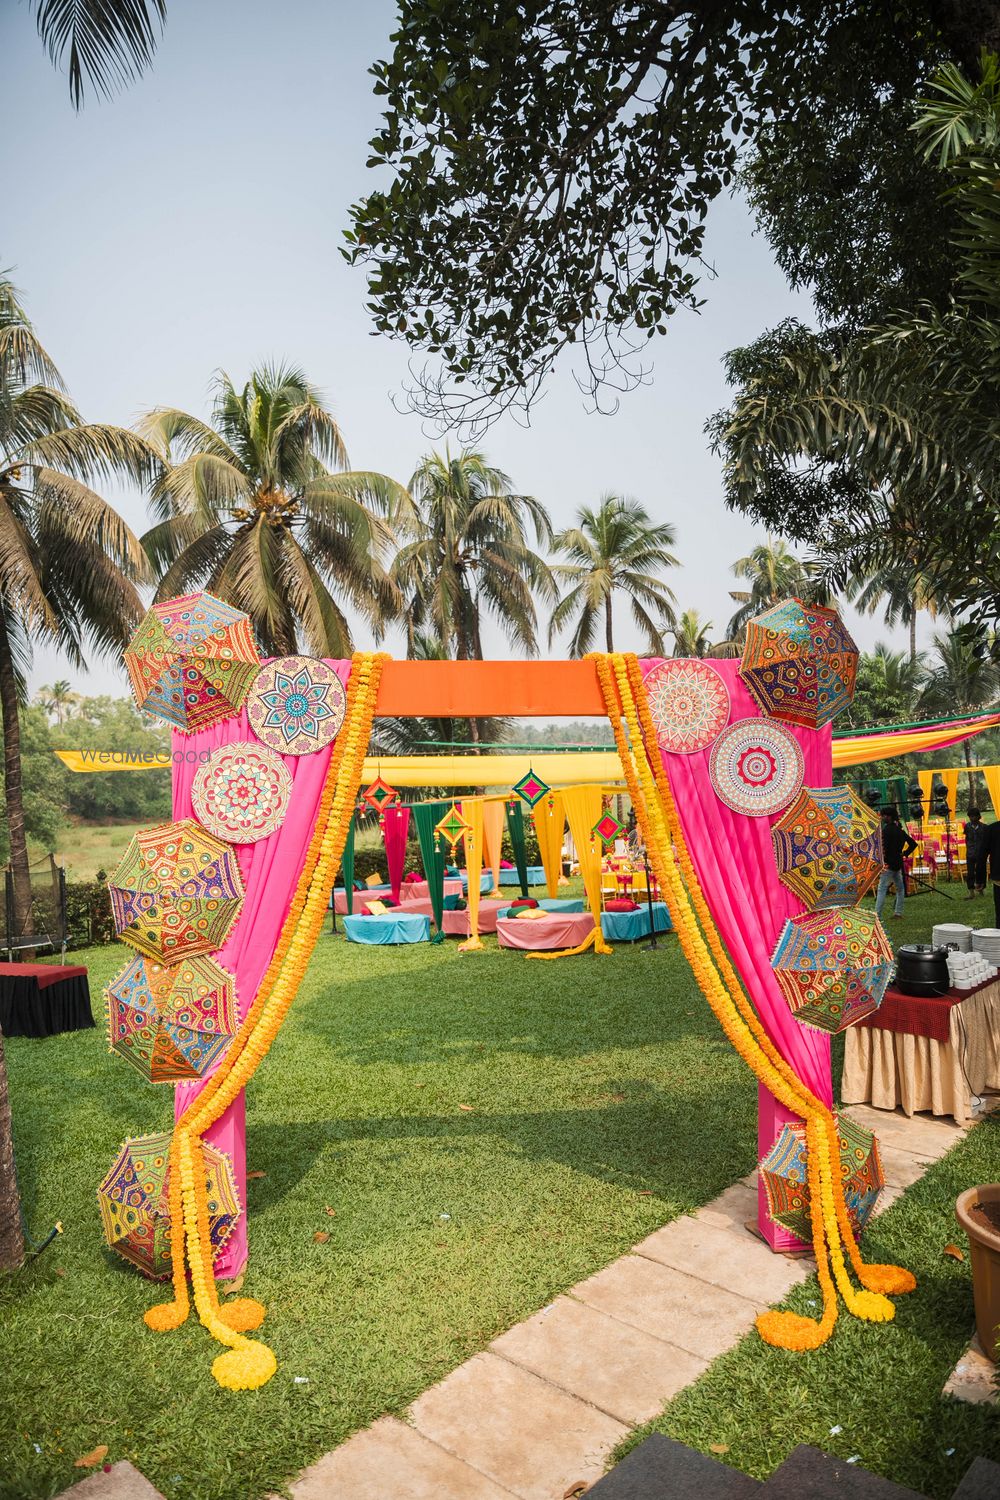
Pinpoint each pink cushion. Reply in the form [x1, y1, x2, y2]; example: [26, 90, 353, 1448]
[605, 897, 640, 912]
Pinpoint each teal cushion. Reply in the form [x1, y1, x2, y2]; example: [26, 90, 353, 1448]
[442, 894, 460, 910]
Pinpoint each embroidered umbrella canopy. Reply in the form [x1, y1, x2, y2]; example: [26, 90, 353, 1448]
[760, 1114, 884, 1249]
[106, 953, 239, 1083]
[98, 1131, 241, 1279]
[125, 591, 260, 733]
[771, 907, 893, 1033]
[740, 599, 859, 728]
[772, 786, 882, 910]
[108, 819, 245, 964]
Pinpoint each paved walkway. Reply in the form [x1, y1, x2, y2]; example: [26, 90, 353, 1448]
[282, 1104, 970, 1500]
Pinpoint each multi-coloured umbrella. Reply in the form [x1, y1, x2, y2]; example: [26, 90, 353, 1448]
[772, 786, 882, 910]
[771, 907, 893, 1033]
[760, 1114, 884, 1248]
[98, 1130, 241, 1279]
[124, 591, 260, 732]
[739, 599, 859, 728]
[106, 953, 239, 1083]
[108, 819, 244, 964]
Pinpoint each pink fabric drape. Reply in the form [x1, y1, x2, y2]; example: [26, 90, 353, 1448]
[382, 804, 411, 901]
[640, 659, 833, 1251]
[171, 660, 351, 1278]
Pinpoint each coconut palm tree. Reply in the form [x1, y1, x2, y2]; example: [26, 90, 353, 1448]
[140, 365, 411, 656]
[548, 494, 678, 657]
[35, 680, 80, 724]
[845, 560, 942, 664]
[392, 447, 554, 663]
[726, 537, 830, 642]
[0, 273, 153, 1270]
[671, 609, 715, 658]
[30, 0, 166, 108]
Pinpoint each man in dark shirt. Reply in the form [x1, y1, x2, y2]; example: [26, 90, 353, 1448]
[964, 807, 989, 897]
[989, 819, 1000, 926]
[875, 808, 918, 920]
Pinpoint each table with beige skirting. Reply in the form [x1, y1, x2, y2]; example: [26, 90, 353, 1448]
[841, 977, 1000, 1125]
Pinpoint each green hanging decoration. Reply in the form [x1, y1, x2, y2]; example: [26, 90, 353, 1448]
[505, 797, 529, 899]
[411, 800, 450, 942]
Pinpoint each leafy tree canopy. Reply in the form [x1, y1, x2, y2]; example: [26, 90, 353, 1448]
[347, 1, 1000, 429]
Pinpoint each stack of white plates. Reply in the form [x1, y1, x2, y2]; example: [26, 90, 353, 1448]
[934, 923, 972, 952]
[971, 928, 1000, 965]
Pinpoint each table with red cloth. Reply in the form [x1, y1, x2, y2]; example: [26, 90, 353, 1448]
[842, 976, 1000, 1125]
[0, 962, 93, 1039]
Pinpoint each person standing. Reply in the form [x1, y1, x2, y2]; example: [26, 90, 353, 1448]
[875, 807, 918, 921]
[963, 807, 989, 898]
[990, 819, 1000, 926]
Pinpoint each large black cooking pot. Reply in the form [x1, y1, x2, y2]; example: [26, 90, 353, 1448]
[895, 943, 950, 997]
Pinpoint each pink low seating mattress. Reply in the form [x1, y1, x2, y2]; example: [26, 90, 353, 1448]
[399, 878, 464, 903]
[440, 897, 508, 937]
[496, 912, 595, 951]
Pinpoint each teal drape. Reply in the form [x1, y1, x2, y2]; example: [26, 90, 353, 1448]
[506, 799, 529, 898]
[411, 800, 450, 939]
[340, 812, 356, 915]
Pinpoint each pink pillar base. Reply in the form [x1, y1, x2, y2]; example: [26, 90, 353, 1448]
[756, 1082, 811, 1254]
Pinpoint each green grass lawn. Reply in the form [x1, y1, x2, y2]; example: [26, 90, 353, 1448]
[30, 819, 148, 882]
[2, 920, 757, 1500]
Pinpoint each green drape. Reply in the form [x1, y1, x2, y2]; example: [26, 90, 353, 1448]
[506, 799, 529, 898]
[340, 813, 356, 914]
[411, 800, 450, 939]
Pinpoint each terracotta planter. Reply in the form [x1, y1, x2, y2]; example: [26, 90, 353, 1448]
[956, 1185, 1000, 1362]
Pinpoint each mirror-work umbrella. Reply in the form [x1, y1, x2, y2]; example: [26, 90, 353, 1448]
[760, 1114, 884, 1248]
[739, 599, 858, 728]
[125, 591, 260, 732]
[771, 907, 893, 1033]
[106, 953, 239, 1083]
[98, 1131, 241, 1279]
[108, 819, 245, 964]
[772, 786, 882, 910]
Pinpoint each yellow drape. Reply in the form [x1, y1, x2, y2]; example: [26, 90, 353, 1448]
[941, 768, 961, 817]
[532, 794, 565, 898]
[458, 799, 485, 952]
[528, 785, 612, 958]
[832, 715, 1000, 767]
[983, 768, 1000, 820]
[482, 799, 505, 896]
[918, 770, 933, 815]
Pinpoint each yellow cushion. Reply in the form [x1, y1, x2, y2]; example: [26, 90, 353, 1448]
[365, 872, 384, 887]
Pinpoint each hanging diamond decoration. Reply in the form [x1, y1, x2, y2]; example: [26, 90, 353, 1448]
[512, 766, 551, 809]
[434, 803, 470, 852]
[592, 811, 626, 845]
[360, 776, 398, 814]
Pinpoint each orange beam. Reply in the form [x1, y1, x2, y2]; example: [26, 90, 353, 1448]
[374, 659, 606, 718]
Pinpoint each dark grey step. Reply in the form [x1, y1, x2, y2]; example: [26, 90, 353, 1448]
[761, 1445, 928, 1499]
[586, 1433, 763, 1499]
[951, 1456, 1000, 1499]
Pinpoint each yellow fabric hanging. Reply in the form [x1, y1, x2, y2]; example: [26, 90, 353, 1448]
[983, 767, 1000, 819]
[832, 715, 1000, 767]
[918, 770, 933, 816]
[941, 768, 961, 817]
[528, 785, 612, 958]
[532, 793, 565, 898]
[481, 799, 505, 895]
[458, 799, 485, 952]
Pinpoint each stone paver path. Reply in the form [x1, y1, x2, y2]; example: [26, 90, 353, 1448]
[282, 1104, 970, 1500]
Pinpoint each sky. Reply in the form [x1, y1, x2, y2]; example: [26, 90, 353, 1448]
[1, 0, 927, 700]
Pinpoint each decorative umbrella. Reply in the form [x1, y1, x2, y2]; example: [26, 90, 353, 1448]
[98, 1131, 241, 1279]
[512, 766, 551, 809]
[739, 599, 859, 728]
[771, 907, 893, 1033]
[247, 655, 346, 755]
[192, 741, 292, 844]
[771, 786, 882, 910]
[108, 819, 245, 964]
[106, 953, 239, 1083]
[124, 592, 260, 733]
[760, 1114, 884, 1248]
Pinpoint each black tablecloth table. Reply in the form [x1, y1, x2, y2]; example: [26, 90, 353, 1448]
[0, 963, 93, 1038]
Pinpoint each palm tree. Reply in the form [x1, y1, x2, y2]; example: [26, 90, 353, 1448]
[726, 537, 830, 641]
[671, 609, 715, 658]
[0, 274, 153, 1270]
[392, 447, 554, 663]
[30, 0, 165, 108]
[845, 561, 942, 664]
[548, 494, 678, 657]
[920, 629, 1000, 803]
[141, 365, 411, 656]
[35, 680, 80, 724]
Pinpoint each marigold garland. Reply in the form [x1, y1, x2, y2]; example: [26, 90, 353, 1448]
[591, 652, 914, 1349]
[143, 653, 386, 1388]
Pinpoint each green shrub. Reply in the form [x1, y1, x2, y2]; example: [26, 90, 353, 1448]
[65, 878, 115, 948]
